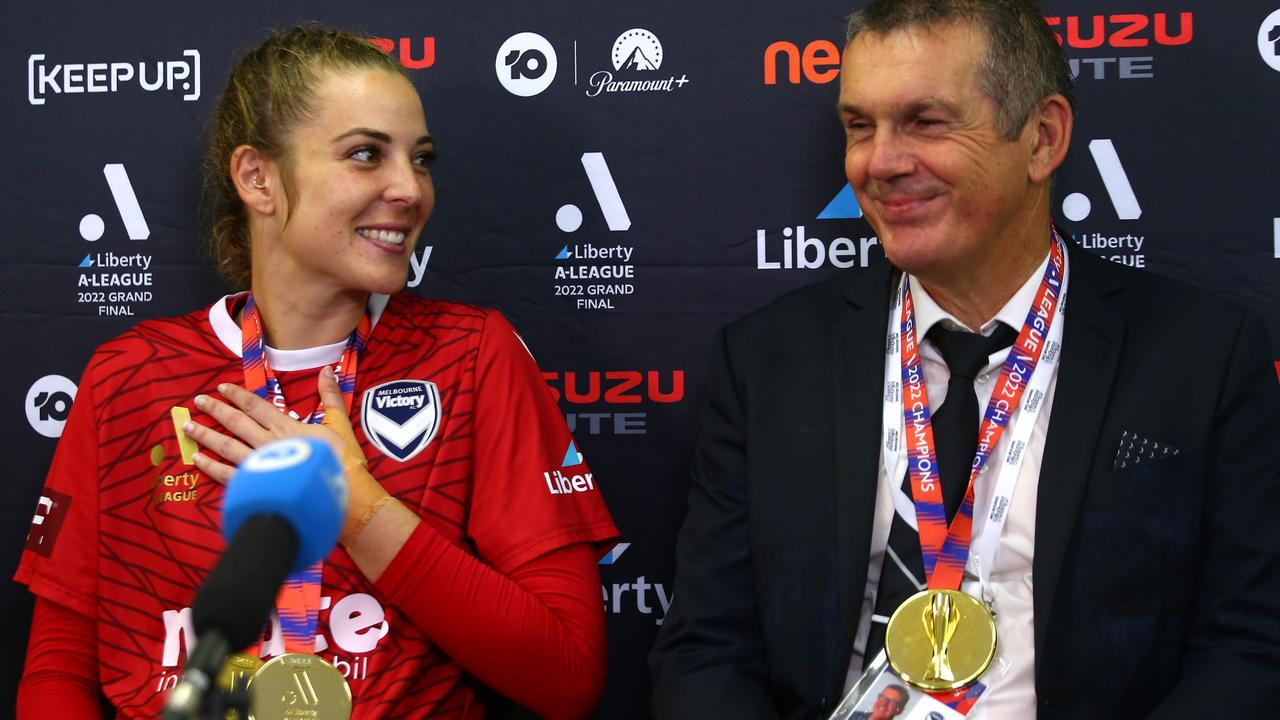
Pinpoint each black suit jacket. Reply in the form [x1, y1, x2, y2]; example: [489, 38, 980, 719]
[650, 244, 1280, 719]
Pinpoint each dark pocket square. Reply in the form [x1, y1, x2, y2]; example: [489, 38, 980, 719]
[1113, 429, 1181, 471]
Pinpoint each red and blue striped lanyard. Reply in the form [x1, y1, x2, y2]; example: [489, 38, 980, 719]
[896, 231, 1066, 590]
[240, 292, 369, 652]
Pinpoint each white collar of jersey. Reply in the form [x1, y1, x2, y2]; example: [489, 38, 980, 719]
[907, 249, 1051, 339]
[208, 292, 390, 371]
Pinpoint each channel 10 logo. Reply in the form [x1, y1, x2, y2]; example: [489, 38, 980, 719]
[496, 32, 557, 96]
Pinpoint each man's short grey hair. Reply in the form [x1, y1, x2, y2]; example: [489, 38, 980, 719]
[883, 683, 909, 706]
[846, 0, 1075, 139]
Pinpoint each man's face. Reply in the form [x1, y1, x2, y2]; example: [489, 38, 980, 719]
[838, 22, 1040, 281]
[870, 687, 907, 719]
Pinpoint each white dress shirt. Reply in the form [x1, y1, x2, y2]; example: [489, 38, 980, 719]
[843, 252, 1059, 719]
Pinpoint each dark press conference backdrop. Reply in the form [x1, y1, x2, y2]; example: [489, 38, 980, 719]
[3, 1, 1279, 716]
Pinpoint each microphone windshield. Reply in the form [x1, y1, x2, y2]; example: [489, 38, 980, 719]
[192, 514, 297, 649]
[222, 437, 348, 572]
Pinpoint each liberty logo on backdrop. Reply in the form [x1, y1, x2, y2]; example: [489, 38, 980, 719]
[406, 245, 433, 289]
[581, 28, 690, 97]
[1260, 9, 1280, 72]
[75, 164, 157, 316]
[818, 185, 863, 220]
[552, 153, 636, 310]
[495, 32, 558, 96]
[756, 182, 881, 271]
[598, 542, 631, 565]
[596, 541, 673, 626]
[361, 380, 441, 462]
[1060, 139, 1148, 268]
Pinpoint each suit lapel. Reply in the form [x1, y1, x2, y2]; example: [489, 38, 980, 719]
[832, 264, 895, 696]
[1033, 245, 1125, 659]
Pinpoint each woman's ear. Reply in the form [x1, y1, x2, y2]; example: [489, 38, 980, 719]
[230, 145, 278, 216]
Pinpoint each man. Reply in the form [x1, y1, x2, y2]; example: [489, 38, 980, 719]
[650, 1, 1280, 718]
[852, 685, 908, 720]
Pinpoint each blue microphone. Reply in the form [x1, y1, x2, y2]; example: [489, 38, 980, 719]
[222, 436, 348, 571]
[163, 437, 347, 720]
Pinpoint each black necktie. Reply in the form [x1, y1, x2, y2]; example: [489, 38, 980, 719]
[927, 324, 1018, 521]
[863, 323, 1017, 667]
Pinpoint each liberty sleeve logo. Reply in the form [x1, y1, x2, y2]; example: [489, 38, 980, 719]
[544, 441, 597, 495]
[26, 490, 71, 557]
[361, 380, 441, 462]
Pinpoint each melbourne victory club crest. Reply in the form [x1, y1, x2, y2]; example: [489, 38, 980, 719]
[361, 380, 441, 462]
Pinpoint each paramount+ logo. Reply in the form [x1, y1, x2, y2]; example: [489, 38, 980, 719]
[762, 12, 1193, 85]
[543, 370, 685, 436]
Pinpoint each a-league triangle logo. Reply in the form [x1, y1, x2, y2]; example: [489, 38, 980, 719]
[361, 379, 441, 462]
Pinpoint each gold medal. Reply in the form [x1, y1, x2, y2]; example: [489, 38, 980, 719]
[218, 653, 264, 692]
[884, 589, 996, 692]
[216, 653, 263, 720]
[250, 652, 352, 720]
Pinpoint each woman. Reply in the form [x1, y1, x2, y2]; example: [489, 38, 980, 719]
[16, 26, 618, 719]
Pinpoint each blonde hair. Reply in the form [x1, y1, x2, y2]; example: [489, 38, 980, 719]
[203, 25, 410, 289]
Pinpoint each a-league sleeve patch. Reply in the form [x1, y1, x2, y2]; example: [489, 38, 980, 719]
[25, 489, 72, 557]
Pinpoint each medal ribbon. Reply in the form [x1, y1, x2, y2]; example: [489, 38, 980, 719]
[889, 231, 1067, 590]
[240, 293, 369, 653]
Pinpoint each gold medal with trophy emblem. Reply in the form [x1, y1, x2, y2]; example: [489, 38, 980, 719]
[884, 589, 996, 691]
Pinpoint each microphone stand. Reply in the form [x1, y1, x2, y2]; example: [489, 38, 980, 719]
[205, 675, 253, 720]
[159, 633, 250, 720]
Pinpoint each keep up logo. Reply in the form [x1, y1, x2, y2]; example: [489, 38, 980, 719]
[29, 50, 200, 106]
